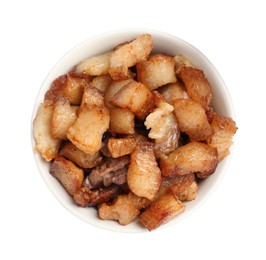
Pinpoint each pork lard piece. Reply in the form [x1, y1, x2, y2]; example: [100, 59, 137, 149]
[33, 103, 60, 161]
[75, 52, 112, 76]
[107, 137, 137, 158]
[67, 87, 110, 155]
[59, 141, 102, 168]
[109, 34, 153, 81]
[50, 156, 84, 196]
[127, 142, 161, 200]
[98, 192, 149, 225]
[207, 114, 238, 161]
[44, 72, 90, 106]
[50, 99, 78, 140]
[160, 142, 218, 178]
[173, 55, 194, 75]
[110, 80, 154, 120]
[109, 108, 135, 135]
[145, 92, 179, 157]
[159, 81, 189, 105]
[179, 66, 213, 112]
[137, 54, 177, 90]
[162, 173, 198, 201]
[140, 190, 185, 231]
[173, 98, 213, 141]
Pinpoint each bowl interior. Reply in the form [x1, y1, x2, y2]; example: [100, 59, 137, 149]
[32, 29, 234, 233]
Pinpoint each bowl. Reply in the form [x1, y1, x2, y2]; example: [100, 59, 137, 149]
[31, 29, 234, 233]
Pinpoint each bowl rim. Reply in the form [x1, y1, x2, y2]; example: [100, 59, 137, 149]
[31, 28, 236, 233]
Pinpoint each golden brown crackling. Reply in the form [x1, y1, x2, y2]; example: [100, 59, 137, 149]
[173, 98, 213, 141]
[50, 156, 84, 196]
[179, 66, 213, 111]
[160, 142, 218, 178]
[127, 142, 161, 200]
[207, 114, 238, 161]
[139, 190, 185, 231]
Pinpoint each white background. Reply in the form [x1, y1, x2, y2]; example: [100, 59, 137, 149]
[1, 0, 265, 259]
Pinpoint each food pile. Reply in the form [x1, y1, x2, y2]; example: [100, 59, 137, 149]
[33, 34, 237, 230]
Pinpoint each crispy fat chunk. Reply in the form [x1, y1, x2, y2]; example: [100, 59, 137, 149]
[33, 103, 60, 161]
[159, 81, 189, 105]
[127, 191, 151, 209]
[61, 73, 89, 105]
[67, 86, 109, 154]
[50, 99, 78, 140]
[59, 142, 102, 168]
[207, 114, 237, 161]
[163, 174, 198, 201]
[108, 137, 137, 158]
[127, 142, 161, 200]
[174, 55, 194, 75]
[145, 92, 174, 139]
[152, 113, 179, 158]
[178, 181, 198, 201]
[67, 104, 110, 155]
[110, 80, 154, 120]
[81, 85, 105, 108]
[109, 34, 153, 81]
[98, 192, 148, 225]
[90, 74, 112, 93]
[109, 108, 135, 135]
[173, 98, 213, 141]
[104, 79, 133, 109]
[99, 195, 139, 225]
[75, 52, 112, 76]
[139, 190, 185, 231]
[45, 73, 89, 105]
[145, 92, 179, 157]
[50, 156, 84, 196]
[179, 66, 212, 111]
[160, 142, 218, 178]
[137, 54, 177, 90]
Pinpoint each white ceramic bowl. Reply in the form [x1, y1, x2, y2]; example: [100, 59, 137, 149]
[31, 29, 234, 233]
